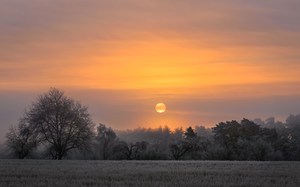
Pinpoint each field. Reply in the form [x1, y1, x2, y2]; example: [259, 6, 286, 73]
[0, 160, 299, 187]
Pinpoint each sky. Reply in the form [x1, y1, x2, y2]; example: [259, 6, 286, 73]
[1, 0, 300, 143]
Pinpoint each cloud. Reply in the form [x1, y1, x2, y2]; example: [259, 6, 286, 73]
[1, 0, 300, 142]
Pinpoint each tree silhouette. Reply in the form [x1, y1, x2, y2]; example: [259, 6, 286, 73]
[21, 88, 95, 160]
[184, 126, 197, 140]
[114, 141, 148, 160]
[170, 126, 198, 160]
[6, 119, 39, 159]
[96, 123, 117, 160]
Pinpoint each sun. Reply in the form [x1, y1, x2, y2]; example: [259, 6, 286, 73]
[155, 103, 166, 113]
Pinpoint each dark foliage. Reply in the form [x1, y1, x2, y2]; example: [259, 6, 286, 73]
[3, 88, 300, 160]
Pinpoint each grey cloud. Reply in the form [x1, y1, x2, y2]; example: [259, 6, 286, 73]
[1, 0, 300, 46]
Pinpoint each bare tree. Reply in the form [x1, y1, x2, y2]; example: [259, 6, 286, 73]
[22, 88, 95, 160]
[169, 126, 198, 160]
[114, 141, 148, 160]
[6, 119, 39, 159]
[169, 142, 191, 160]
[96, 123, 117, 160]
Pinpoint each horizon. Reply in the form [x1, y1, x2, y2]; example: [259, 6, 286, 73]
[1, 0, 300, 143]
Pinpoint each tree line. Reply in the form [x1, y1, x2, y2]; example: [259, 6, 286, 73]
[2, 88, 300, 161]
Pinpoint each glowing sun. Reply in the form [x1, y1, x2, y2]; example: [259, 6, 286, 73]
[155, 103, 166, 113]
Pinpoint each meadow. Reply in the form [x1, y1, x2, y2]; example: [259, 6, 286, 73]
[0, 160, 299, 187]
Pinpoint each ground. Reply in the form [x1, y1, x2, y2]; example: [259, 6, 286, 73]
[0, 160, 299, 187]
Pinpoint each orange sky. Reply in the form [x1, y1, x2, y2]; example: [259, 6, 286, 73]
[1, 0, 300, 140]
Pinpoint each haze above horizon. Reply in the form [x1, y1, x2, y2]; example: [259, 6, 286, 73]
[1, 0, 300, 142]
